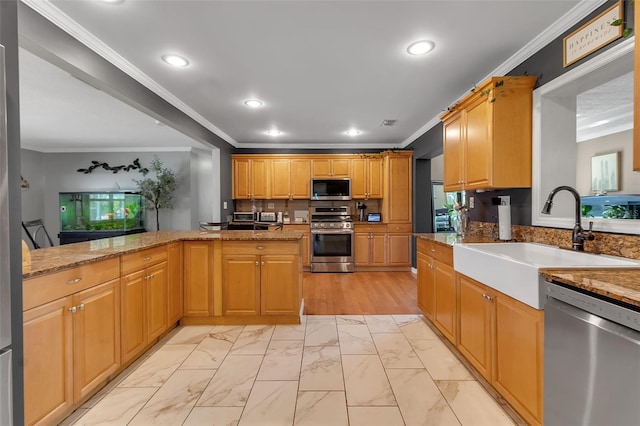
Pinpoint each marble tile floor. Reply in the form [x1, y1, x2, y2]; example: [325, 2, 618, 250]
[61, 315, 517, 426]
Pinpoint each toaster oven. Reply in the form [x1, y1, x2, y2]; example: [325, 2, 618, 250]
[233, 211, 256, 222]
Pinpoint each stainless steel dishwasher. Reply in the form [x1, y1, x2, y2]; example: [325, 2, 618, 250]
[544, 281, 640, 426]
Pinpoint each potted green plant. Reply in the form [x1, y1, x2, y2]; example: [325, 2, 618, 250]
[133, 156, 177, 231]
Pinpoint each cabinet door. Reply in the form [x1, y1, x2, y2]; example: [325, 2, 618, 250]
[311, 159, 332, 177]
[354, 233, 371, 266]
[433, 259, 456, 344]
[251, 158, 270, 199]
[290, 159, 311, 198]
[443, 114, 464, 191]
[464, 97, 491, 189]
[261, 254, 299, 315]
[23, 297, 74, 426]
[370, 234, 387, 266]
[301, 232, 310, 267]
[351, 158, 367, 199]
[167, 242, 183, 326]
[73, 279, 121, 401]
[331, 159, 351, 177]
[233, 158, 251, 199]
[146, 261, 168, 343]
[416, 252, 434, 319]
[271, 159, 292, 199]
[387, 233, 410, 266]
[457, 275, 492, 381]
[183, 241, 213, 317]
[494, 294, 544, 425]
[121, 270, 146, 363]
[367, 158, 383, 199]
[384, 154, 412, 223]
[222, 254, 260, 316]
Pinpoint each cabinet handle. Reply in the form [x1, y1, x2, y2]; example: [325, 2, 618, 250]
[143, 256, 152, 261]
[482, 294, 493, 301]
[255, 261, 259, 266]
[148, 273, 154, 280]
[261, 261, 265, 266]
[68, 306, 77, 313]
[78, 303, 85, 311]
[66, 278, 82, 285]
[430, 248, 435, 252]
[256, 245, 265, 250]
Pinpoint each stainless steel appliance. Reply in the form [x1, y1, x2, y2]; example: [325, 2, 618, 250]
[258, 211, 276, 222]
[544, 281, 640, 425]
[310, 178, 351, 201]
[232, 211, 257, 222]
[310, 206, 354, 272]
[0, 44, 13, 425]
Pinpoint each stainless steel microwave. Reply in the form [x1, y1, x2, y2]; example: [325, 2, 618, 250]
[310, 178, 351, 201]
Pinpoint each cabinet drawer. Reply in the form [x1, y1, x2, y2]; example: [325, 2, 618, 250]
[121, 245, 168, 275]
[23, 258, 120, 311]
[222, 241, 300, 255]
[354, 224, 387, 233]
[387, 223, 412, 233]
[416, 239, 453, 265]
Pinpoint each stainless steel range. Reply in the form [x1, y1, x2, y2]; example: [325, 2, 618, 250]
[310, 206, 354, 273]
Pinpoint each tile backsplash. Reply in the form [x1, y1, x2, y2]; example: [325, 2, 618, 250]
[467, 221, 640, 261]
[234, 199, 382, 222]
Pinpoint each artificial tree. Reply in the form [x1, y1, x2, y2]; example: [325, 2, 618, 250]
[133, 156, 177, 231]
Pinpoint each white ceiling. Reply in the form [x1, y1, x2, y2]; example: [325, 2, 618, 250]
[20, 0, 600, 152]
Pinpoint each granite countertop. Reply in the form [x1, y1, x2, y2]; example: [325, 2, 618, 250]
[540, 269, 640, 309]
[415, 232, 640, 308]
[24, 230, 305, 278]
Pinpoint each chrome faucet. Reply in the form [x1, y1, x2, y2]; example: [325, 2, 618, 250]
[541, 185, 594, 251]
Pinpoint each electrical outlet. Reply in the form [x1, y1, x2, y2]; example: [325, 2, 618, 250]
[268, 202, 275, 209]
[469, 197, 475, 209]
[223, 201, 227, 209]
[498, 195, 511, 206]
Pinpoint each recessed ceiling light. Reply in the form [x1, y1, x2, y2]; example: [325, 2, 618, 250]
[345, 129, 361, 136]
[244, 99, 264, 108]
[407, 40, 435, 55]
[161, 54, 189, 67]
[100, 0, 124, 4]
[266, 130, 282, 136]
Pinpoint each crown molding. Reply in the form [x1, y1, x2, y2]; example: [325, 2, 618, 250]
[233, 142, 400, 150]
[400, 0, 608, 148]
[21, 0, 238, 147]
[21, 144, 198, 153]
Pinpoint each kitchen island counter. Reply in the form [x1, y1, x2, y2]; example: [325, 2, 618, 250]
[23, 230, 304, 278]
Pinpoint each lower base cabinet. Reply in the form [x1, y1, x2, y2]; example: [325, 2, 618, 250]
[457, 273, 543, 426]
[23, 279, 120, 426]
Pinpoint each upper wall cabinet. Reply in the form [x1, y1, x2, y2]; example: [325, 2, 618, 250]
[233, 158, 270, 199]
[271, 158, 311, 199]
[352, 156, 383, 199]
[441, 76, 537, 192]
[311, 158, 351, 178]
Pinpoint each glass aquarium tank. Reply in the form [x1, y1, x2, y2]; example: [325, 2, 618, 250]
[59, 191, 146, 245]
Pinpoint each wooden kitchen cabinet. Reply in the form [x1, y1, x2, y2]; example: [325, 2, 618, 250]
[381, 151, 412, 223]
[271, 158, 311, 199]
[457, 274, 493, 380]
[120, 245, 168, 363]
[416, 238, 456, 344]
[351, 156, 383, 199]
[441, 76, 537, 192]
[232, 157, 270, 199]
[23, 259, 121, 426]
[167, 241, 183, 326]
[285, 224, 310, 268]
[222, 241, 301, 317]
[386, 223, 411, 266]
[354, 224, 387, 267]
[311, 157, 350, 177]
[456, 272, 543, 426]
[183, 241, 214, 317]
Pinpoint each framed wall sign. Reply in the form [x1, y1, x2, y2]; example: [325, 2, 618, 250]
[591, 151, 620, 193]
[563, 1, 623, 67]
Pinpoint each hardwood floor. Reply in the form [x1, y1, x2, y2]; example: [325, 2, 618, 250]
[302, 271, 419, 315]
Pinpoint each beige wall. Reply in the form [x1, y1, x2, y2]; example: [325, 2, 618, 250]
[576, 129, 640, 195]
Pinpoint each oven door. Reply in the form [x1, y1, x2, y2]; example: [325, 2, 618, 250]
[310, 229, 354, 269]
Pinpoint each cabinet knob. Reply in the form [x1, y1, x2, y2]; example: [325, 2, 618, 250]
[256, 246, 265, 250]
[255, 261, 259, 266]
[261, 261, 265, 266]
[68, 306, 77, 313]
[66, 278, 82, 285]
[78, 303, 85, 311]
[143, 256, 152, 261]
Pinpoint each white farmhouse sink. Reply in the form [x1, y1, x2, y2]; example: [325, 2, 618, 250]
[453, 242, 640, 309]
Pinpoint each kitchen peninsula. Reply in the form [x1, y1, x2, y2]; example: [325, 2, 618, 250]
[22, 230, 303, 426]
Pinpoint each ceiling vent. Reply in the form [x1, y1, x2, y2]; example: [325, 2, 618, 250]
[380, 119, 397, 127]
